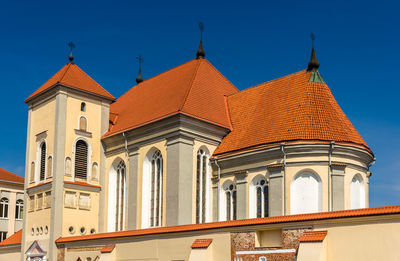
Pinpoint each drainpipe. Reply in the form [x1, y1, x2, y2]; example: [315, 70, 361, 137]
[328, 141, 335, 211]
[214, 157, 221, 221]
[280, 143, 287, 215]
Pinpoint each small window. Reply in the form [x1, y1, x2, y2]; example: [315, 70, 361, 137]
[0, 198, 9, 218]
[47, 156, 53, 178]
[15, 199, 23, 220]
[81, 102, 86, 112]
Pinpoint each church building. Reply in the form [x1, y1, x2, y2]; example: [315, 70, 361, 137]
[1, 38, 400, 261]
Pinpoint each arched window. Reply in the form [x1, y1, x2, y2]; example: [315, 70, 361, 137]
[142, 149, 164, 228]
[290, 171, 322, 214]
[220, 181, 237, 221]
[79, 116, 87, 131]
[150, 150, 163, 227]
[47, 156, 52, 178]
[92, 163, 99, 180]
[75, 140, 88, 180]
[30, 162, 35, 183]
[0, 198, 9, 218]
[250, 176, 269, 218]
[114, 161, 126, 231]
[196, 149, 209, 223]
[351, 174, 365, 209]
[81, 102, 86, 112]
[39, 142, 46, 181]
[15, 199, 23, 220]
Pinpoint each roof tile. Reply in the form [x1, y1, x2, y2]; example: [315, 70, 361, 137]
[191, 239, 213, 249]
[0, 168, 24, 184]
[299, 231, 327, 242]
[0, 230, 22, 246]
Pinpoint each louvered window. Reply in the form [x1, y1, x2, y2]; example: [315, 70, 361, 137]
[39, 143, 46, 181]
[75, 140, 88, 180]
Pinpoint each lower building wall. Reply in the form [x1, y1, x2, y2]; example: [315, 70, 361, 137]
[0, 246, 21, 260]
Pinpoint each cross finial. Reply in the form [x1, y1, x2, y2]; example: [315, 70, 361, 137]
[310, 32, 315, 47]
[136, 54, 144, 84]
[196, 22, 205, 59]
[68, 41, 75, 63]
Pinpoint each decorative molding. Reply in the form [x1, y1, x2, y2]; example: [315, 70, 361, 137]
[74, 129, 92, 138]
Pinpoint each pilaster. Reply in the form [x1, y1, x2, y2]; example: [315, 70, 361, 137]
[127, 148, 139, 229]
[268, 165, 283, 217]
[235, 171, 248, 220]
[165, 134, 194, 226]
[331, 163, 346, 211]
[212, 177, 219, 221]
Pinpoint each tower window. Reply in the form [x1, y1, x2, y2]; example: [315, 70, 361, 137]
[75, 140, 88, 180]
[39, 142, 46, 181]
[81, 102, 86, 112]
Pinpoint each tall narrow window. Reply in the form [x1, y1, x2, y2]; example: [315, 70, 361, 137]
[351, 174, 365, 209]
[225, 184, 237, 221]
[39, 142, 46, 181]
[15, 199, 23, 220]
[79, 116, 87, 131]
[81, 102, 86, 112]
[251, 177, 269, 218]
[150, 150, 163, 227]
[196, 149, 209, 224]
[115, 161, 126, 231]
[0, 198, 9, 218]
[75, 140, 88, 180]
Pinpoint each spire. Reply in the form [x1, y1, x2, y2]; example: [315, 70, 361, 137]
[68, 41, 75, 63]
[136, 55, 144, 84]
[196, 22, 205, 59]
[307, 33, 320, 72]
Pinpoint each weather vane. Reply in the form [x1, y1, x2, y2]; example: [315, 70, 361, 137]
[199, 22, 204, 41]
[196, 22, 206, 58]
[68, 41, 76, 62]
[310, 33, 315, 47]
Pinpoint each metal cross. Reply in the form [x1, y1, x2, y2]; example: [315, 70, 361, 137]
[136, 54, 144, 70]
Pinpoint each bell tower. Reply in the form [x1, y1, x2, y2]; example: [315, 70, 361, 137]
[21, 49, 115, 261]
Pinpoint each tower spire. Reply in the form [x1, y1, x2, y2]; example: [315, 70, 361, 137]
[67, 41, 75, 63]
[307, 33, 320, 72]
[196, 22, 205, 59]
[136, 54, 144, 84]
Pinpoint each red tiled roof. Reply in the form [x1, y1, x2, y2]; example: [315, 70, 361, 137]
[104, 58, 238, 137]
[26, 62, 115, 102]
[64, 181, 101, 188]
[0, 168, 24, 184]
[0, 230, 22, 246]
[299, 231, 327, 242]
[56, 205, 400, 243]
[214, 70, 371, 156]
[191, 239, 213, 249]
[101, 244, 115, 253]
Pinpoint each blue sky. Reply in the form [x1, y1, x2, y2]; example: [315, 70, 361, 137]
[0, 0, 399, 207]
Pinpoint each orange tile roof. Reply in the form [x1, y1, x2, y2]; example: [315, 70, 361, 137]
[191, 239, 213, 249]
[214, 70, 371, 156]
[104, 58, 238, 137]
[0, 230, 22, 246]
[56, 205, 400, 244]
[100, 244, 115, 253]
[299, 231, 327, 242]
[26, 62, 115, 102]
[0, 168, 24, 184]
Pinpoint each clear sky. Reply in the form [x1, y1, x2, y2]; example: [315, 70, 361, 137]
[0, 0, 399, 207]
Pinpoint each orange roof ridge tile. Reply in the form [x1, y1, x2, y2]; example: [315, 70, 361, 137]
[299, 230, 327, 242]
[0, 230, 22, 246]
[179, 59, 202, 111]
[56, 205, 400, 244]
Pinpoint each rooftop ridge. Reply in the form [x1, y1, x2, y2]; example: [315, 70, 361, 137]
[179, 59, 202, 111]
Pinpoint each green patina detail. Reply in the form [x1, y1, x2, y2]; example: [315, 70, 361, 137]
[309, 71, 325, 83]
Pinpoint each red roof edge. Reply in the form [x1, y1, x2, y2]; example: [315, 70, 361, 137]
[101, 244, 115, 253]
[56, 205, 400, 244]
[299, 231, 327, 242]
[0, 230, 22, 246]
[191, 239, 213, 249]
